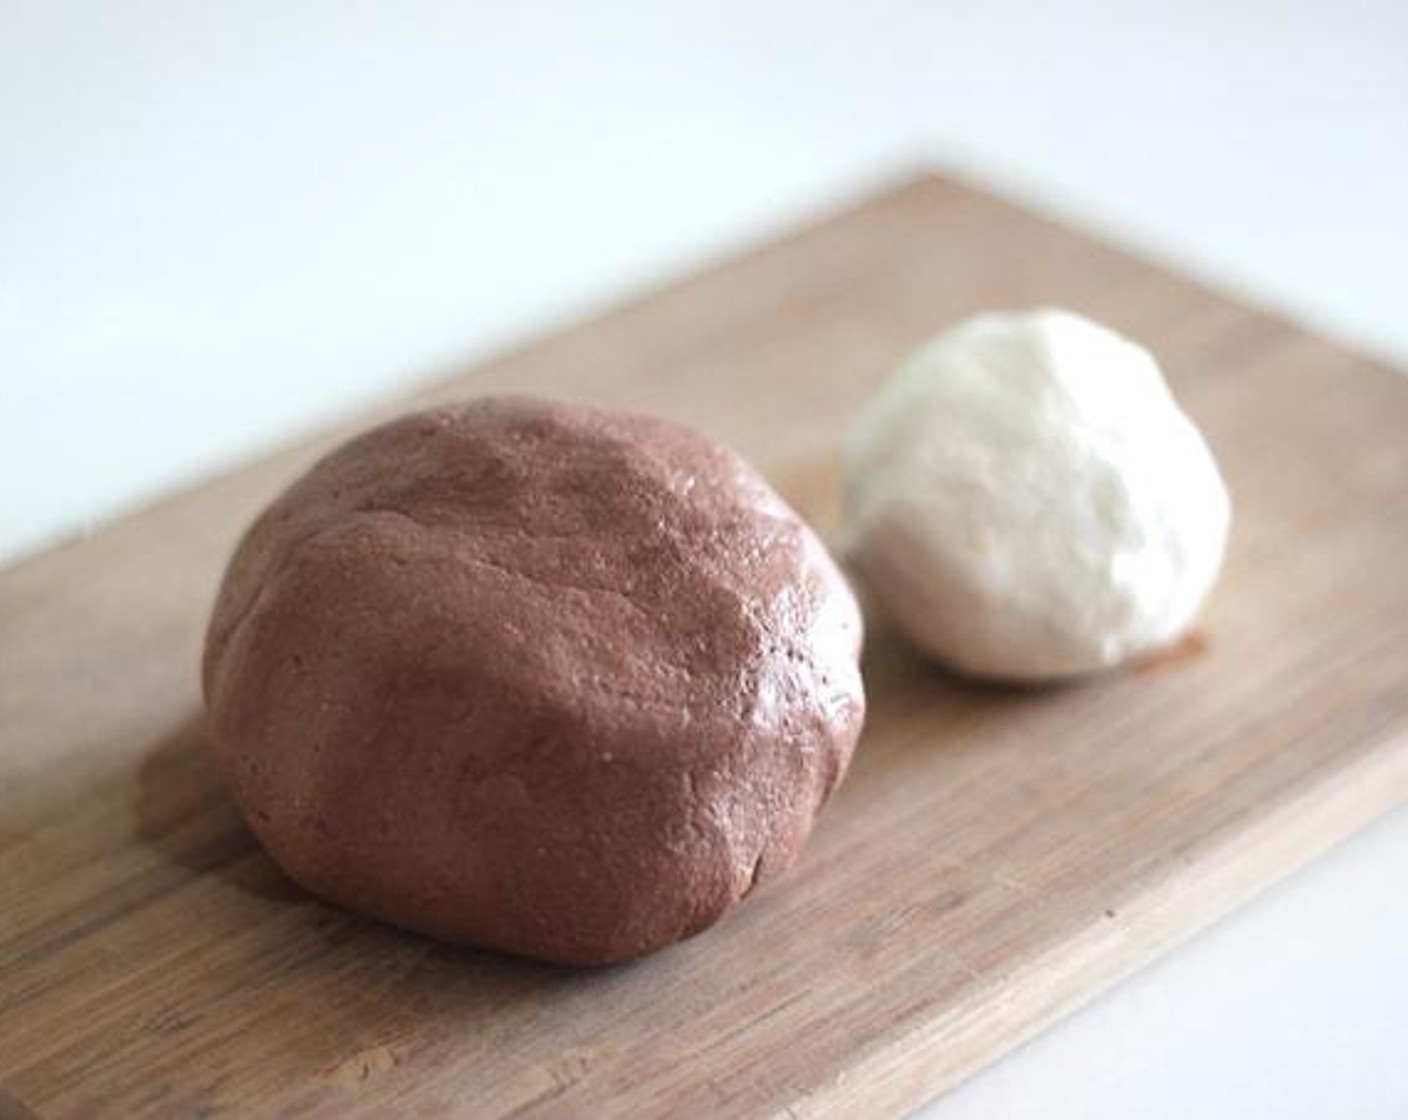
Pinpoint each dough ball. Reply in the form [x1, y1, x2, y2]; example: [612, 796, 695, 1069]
[843, 309, 1230, 681]
[203, 396, 865, 966]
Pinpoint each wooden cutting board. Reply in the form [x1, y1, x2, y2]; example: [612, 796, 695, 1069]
[4, 175, 1408, 1119]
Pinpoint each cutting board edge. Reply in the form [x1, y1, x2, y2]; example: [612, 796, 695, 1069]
[805, 723, 1408, 1118]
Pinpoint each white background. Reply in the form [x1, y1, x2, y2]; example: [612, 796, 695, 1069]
[2, 2, 1406, 1116]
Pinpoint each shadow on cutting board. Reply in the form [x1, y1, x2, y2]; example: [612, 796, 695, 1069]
[132, 715, 592, 985]
[135, 714, 302, 904]
[134, 715, 585, 998]
[130, 715, 592, 1106]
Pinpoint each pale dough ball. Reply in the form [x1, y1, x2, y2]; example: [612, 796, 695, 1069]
[843, 308, 1231, 681]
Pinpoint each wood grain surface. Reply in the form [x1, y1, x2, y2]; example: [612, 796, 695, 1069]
[4, 175, 1408, 1119]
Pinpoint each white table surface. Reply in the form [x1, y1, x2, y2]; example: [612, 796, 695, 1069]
[3, 3, 1406, 1116]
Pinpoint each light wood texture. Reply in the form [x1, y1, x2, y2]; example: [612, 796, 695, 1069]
[4, 175, 1408, 1119]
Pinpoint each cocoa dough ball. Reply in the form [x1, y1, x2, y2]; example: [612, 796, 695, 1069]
[203, 396, 865, 966]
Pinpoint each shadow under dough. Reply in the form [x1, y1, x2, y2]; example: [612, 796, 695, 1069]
[134, 712, 304, 904]
[125, 713, 595, 1111]
[132, 709, 593, 982]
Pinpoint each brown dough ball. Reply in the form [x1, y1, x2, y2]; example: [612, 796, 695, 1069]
[203, 396, 865, 966]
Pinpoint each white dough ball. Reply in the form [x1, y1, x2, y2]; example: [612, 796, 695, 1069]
[843, 308, 1231, 681]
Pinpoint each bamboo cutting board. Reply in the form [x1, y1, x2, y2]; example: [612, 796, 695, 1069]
[4, 175, 1408, 1119]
